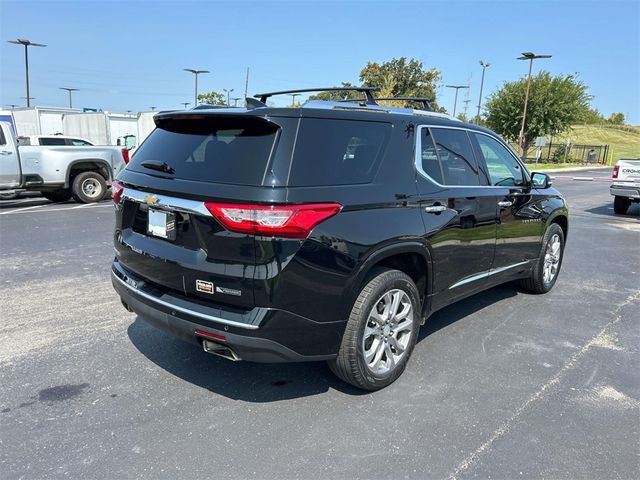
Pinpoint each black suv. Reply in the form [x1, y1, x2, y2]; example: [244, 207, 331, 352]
[111, 87, 568, 390]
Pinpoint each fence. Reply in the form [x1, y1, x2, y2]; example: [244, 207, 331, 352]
[510, 142, 610, 164]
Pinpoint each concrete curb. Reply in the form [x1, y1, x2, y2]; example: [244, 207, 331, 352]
[528, 165, 611, 173]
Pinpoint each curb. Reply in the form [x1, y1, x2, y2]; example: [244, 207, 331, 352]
[527, 165, 610, 173]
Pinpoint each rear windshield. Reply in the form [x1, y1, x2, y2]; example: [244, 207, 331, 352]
[288, 118, 391, 186]
[127, 116, 278, 185]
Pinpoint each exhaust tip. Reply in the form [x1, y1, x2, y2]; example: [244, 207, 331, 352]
[202, 339, 241, 361]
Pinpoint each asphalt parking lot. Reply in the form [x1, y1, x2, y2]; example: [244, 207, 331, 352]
[0, 169, 638, 479]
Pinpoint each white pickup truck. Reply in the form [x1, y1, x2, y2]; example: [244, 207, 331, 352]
[611, 159, 640, 214]
[0, 121, 128, 203]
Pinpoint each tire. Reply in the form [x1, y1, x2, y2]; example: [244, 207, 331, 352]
[328, 268, 421, 391]
[42, 189, 72, 203]
[71, 171, 107, 203]
[520, 223, 565, 294]
[613, 196, 630, 214]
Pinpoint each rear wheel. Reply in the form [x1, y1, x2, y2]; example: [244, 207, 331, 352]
[71, 171, 107, 203]
[42, 189, 72, 203]
[613, 196, 630, 214]
[521, 223, 565, 294]
[329, 269, 421, 391]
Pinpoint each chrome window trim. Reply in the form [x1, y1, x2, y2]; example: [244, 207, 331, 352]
[448, 261, 530, 289]
[121, 187, 212, 217]
[112, 271, 259, 330]
[414, 124, 530, 189]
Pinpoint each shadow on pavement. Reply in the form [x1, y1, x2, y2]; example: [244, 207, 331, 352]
[128, 283, 521, 402]
[584, 202, 640, 219]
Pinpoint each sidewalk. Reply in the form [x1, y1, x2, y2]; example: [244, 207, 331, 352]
[529, 165, 611, 173]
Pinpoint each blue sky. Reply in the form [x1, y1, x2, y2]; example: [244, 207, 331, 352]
[1, 0, 638, 123]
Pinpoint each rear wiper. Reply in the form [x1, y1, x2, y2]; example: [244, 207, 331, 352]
[141, 160, 175, 174]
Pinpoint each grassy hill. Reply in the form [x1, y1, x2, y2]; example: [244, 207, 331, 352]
[554, 124, 640, 162]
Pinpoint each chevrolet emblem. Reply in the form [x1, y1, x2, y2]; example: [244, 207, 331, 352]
[143, 194, 159, 205]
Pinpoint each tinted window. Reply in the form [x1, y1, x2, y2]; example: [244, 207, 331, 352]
[474, 133, 525, 186]
[430, 128, 481, 186]
[0, 129, 6, 146]
[127, 116, 279, 185]
[419, 128, 443, 184]
[288, 119, 391, 186]
[17, 136, 29, 145]
[39, 137, 67, 146]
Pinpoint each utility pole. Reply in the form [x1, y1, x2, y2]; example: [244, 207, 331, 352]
[59, 87, 78, 108]
[476, 60, 491, 123]
[445, 85, 469, 117]
[289, 93, 300, 107]
[181, 102, 190, 109]
[184, 68, 209, 106]
[223, 88, 234, 107]
[7, 104, 18, 109]
[244, 67, 250, 100]
[517, 52, 552, 149]
[8, 39, 47, 108]
[150, 106, 156, 111]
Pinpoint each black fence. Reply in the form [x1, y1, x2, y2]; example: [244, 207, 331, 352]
[526, 143, 610, 164]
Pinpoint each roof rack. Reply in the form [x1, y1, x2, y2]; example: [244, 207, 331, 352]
[254, 87, 380, 105]
[341, 96, 433, 111]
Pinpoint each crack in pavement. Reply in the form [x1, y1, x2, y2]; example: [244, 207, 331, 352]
[447, 289, 640, 480]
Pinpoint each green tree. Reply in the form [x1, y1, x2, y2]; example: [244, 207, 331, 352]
[484, 71, 591, 160]
[577, 106, 605, 124]
[608, 112, 625, 125]
[309, 57, 442, 108]
[197, 91, 226, 106]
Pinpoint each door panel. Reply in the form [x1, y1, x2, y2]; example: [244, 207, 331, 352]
[0, 126, 21, 188]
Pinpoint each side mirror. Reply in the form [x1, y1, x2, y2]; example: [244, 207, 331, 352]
[531, 172, 552, 189]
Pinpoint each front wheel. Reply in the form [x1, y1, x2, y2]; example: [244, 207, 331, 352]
[71, 171, 107, 203]
[613, 196, 630, 214]
[521, 223, 565, 294]
[328, 269, 421, 391]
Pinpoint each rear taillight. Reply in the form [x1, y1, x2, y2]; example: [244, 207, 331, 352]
[612, 165, 619, 178]
[111, 180, 124, 203]
[204, 202, 342, 239]
[121, 148, 130, 164]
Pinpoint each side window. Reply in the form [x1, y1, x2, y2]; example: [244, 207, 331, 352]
[0, 128, 6, 146]
[474, 134, 525, 186]
[430, 128, 481, 186]
[39, 137, 67, 146]
[68, 139, 91, 146]
[419, 128, 444, 184]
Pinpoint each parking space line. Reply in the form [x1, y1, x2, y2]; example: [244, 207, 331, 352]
[0, 203, 53, 215]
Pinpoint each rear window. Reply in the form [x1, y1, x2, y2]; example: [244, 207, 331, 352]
[288, 118, 391, 186]
[39, 137, 67, 146]
[127, 116, 279, 185]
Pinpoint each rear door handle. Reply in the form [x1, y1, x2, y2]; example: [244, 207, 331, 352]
[498, 200, 513, 208]
[424, 205, 448, 213]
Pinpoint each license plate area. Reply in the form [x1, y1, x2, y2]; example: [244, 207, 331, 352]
[147, 208, 177, 240]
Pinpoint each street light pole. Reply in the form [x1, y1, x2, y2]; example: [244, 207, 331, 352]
[223, 88, 234, 107]
[289, 93, 300, 107]
[59, 87, 79, 108]
[476, 61, 490, 123]
[445, 85, 469, 117]
[231, 97, 241, 107]
[181, 102, 190, 109]
[8, 39, 47, 108]
[184, 69, 209, 105]
[517, 52, 552, 149]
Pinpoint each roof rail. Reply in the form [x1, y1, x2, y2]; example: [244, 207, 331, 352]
[254, 87, 380, 105]
[341, 96, 433, 111]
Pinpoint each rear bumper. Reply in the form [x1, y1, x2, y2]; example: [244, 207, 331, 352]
[610, 184, 640, 199]
[111, 260, 345, 363]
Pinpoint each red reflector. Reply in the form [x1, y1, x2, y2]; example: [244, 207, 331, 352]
[204, 202, 342, 239]
[612, 165, 619, 179]
[195, 329, 226, 341]
[111, 180, 124, 203]
[121, 148, 130, 164]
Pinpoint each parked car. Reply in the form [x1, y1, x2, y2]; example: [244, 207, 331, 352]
[110, 88, 568, 390]
[0, 121, 128, 203]
[17, 135, 94, 146]
[610, 159, 640, 214]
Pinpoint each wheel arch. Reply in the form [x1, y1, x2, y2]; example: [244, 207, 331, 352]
[547, 211, 568, 240]
[65, 159, 112, 188]
[349, 242, 433, 317]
